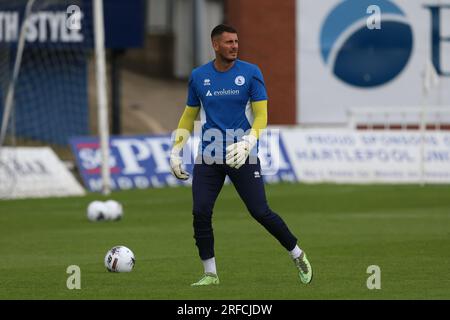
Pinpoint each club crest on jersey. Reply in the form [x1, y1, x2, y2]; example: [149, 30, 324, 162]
[235, 76, 245, 86]
[254, 171, 261, 178]
[203, 79, 211, 86]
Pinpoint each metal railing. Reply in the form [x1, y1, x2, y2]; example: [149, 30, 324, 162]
[347, 106, 450, 130]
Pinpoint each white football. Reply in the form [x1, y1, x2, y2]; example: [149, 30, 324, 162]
[104, 246, 135, 272]
[104, 200, 123, 221]
[87, 201, 109, 221]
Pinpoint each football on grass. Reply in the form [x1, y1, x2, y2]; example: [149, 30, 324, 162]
[104, 200, 123, 220]
[104, 246, 135, 272]
[87, 201, 108, 221]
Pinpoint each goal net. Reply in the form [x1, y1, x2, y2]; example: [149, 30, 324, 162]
[0, 0, 94, 198]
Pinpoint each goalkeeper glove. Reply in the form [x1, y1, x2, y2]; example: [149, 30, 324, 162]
[225, 135, 257, 169]
[170, 148, 190, 180]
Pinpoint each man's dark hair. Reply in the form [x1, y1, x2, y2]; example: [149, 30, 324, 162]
[211, 24, 237, 39]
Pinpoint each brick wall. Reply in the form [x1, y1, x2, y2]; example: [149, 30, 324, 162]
[225, 0, 296, 124]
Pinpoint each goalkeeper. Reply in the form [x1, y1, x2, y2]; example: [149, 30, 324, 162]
[170, 24, 312, 286]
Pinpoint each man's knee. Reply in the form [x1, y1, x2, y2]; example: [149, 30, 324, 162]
[248, 204, 274, 220]
[192, 204, 213, 232]
[193, 202, 214, 219]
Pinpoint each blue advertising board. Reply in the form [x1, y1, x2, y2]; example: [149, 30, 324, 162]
[0, 0, 145, 145]
[0, 0, 145, 48]
[70, 132, 298, 192]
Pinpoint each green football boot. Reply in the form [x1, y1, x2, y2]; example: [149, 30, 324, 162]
[293, 252, 313, 284]
[191, 273, 220, 286]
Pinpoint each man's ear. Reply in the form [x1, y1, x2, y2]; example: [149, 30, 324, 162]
[211, 36, 220, 51]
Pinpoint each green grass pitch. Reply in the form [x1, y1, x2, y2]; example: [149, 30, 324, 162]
[0, 183, 449, 299]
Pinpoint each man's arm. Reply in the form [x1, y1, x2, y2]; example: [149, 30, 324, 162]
[170, 105, 199, 180]
[249, 100, 268, 139]
[173, 105, 200, 150]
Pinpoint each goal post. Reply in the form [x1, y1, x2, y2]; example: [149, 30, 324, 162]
[93, 0, 111, 195]
[0, 0, 35, 148]
[0, 0, 111, 198]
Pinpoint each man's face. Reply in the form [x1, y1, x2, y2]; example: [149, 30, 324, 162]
[212, 32, 238, 62]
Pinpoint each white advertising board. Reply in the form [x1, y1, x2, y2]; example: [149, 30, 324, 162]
[0, 147, 85, 199]
[297, 0, 450, 124]
[282, 129, 450, 183]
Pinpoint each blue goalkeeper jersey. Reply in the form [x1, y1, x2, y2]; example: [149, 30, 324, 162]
[186, 59, 268, 159]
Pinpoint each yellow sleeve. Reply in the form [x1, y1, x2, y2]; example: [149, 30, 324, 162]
[249, 100, 268, 139]
[173, 105, 200, 150]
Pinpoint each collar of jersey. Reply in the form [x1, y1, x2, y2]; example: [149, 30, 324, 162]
[211, 59, 239, 73]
